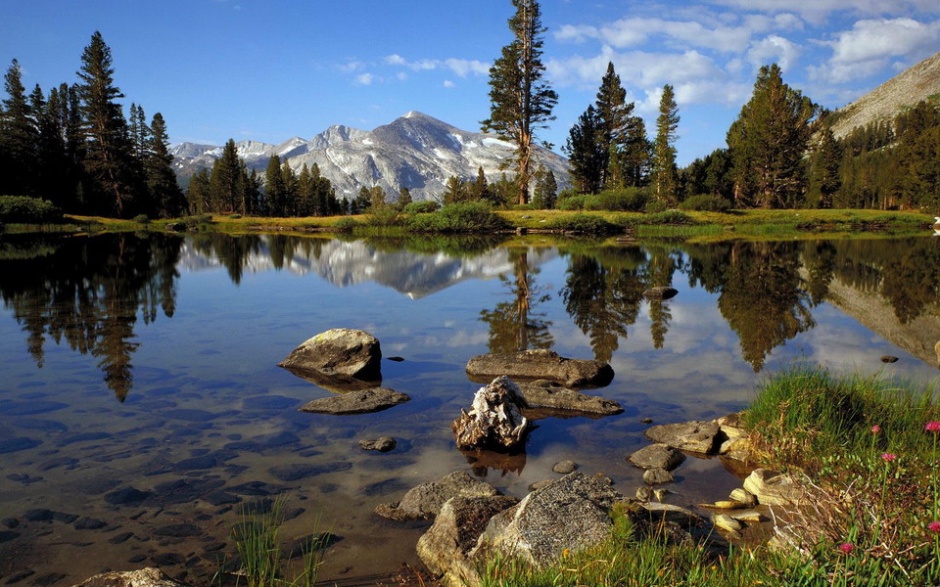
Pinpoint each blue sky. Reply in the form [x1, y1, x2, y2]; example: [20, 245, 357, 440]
[3, 1, 939, 166]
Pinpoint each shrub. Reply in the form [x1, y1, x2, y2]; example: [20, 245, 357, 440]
[364, 206, 406, 227]
[133, 214, 150, 224]
[407, 201, 510, 233]
[556, 194, 588, 211]
[332, 217, 360, 232]
[643, 210, 696, 225]
[679, 194, 732, 212]
[594, 188, 649, 212]
[403, 200, 440, 214]
[545, 213, 622, 235]
[0, 195, 63, 224]
[644, 199, 668, 214]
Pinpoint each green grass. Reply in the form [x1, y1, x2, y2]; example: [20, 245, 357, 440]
[476, 367, 940, 586]
[218, 495, 327, 587]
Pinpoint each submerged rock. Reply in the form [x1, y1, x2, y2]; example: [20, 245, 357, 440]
[466, 349, 614, 388]
[452, 376, 530, 452]
[643, 286, 678, 300]
[359, 437, 397, 452]
[375, 471, 501, 522]
[278, 328, 382, 385]
[299, 388, 410, 415]
[628, 443, 686, 471]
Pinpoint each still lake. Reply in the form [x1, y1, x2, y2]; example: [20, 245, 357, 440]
[1, 232, 939, 585]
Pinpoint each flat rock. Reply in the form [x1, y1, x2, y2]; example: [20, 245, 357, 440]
[375, 471, 500, 522]
[628, 443, 686, 471]
[642, 468, 675, 485]
[644, 420, 720, 454]
[466, 349, 614, 388]
[299, 388, 410, 415]
[517, 380, 622, 416]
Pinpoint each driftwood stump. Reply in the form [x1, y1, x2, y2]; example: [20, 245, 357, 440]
[452, 376, 530, 451]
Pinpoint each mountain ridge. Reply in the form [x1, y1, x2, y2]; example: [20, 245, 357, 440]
[171, 111, 570, 202]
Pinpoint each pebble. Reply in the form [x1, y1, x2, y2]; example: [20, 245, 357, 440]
[552, 460, 578, 474]
[359, 437, 397, 452]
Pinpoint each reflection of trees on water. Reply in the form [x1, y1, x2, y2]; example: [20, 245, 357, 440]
[479, 250, 554, 353]
[561, 248, 646, 362]
[0, 233, 183, 401]
[643, 246, 681, 349]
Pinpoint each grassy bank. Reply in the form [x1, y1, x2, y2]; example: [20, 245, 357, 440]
[477, 367, 940, 586]
[0, 207, 932, 241]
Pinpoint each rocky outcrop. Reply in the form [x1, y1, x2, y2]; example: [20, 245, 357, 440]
[743, 469, 804, 507]
[466, 349, 614, 388]
[299, 388, 409, 415]
[279, 328, 382, 385]
[71, 569, 191, 587]
[471, 472, 623, 567]
[375, 471, 501, 522]
[452, 377, 530, 452]
[517, 380, 622, 417]
[417, 495, 520, 587]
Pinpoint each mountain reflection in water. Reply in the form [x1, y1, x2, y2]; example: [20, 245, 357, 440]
[1, 232, 939, 585]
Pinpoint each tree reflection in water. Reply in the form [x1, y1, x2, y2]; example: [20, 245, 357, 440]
[0, 233, 182, 401]
[479, 249, 554, 353]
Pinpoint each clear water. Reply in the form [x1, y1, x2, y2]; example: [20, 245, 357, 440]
[1, 233, 938, 585]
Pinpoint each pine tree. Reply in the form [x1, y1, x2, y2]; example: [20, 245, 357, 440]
[564, 105, 604, 194]
[281, 160, 298, 216]
[186, 168, 211, 214]
[264, 155, 286, 216]
[481, 0, 557, 205]
[727, 64, 816, 208]
[532, 164, 557, 209]
[470, 166, 491, 202]
[0, 59, 38, 196]
[210, 139, 245, 213]
[76, 31, 136, 216]
[594, 62, 636, 188]
[651, 84, 680, 206]
[397, 186, 413, 210]
[145, 113, 184, 217]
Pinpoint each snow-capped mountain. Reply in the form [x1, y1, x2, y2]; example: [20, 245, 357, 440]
[170, 111, 569, 201]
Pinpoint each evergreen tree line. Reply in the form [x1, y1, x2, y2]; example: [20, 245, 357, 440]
[681, 65, 940, 211]
[185, 143, 343, 217]
[0, 32, 185, 218]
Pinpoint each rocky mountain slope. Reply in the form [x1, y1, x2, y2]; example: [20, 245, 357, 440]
[171, 111, 570, 202]
[829, 51, 940, 139]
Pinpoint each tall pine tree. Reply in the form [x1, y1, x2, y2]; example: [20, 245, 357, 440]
[145, 113, 184, 217]
[0, 59, 38, 196]
[651, 84, 680, 206]
[76, 32, 136, 216]
[482, 0, 557, 205]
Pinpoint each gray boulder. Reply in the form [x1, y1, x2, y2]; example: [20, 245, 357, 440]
[452, 376, 530, 452]
[279, 328, 382, 384]
[375, 471, 500, 522]
[466, 349, 614, 388]
[471, 472, 623, 567]
[71, 569, 191, 587]
[299, 388, 409, 415]
[517, 380, 622, 417]
[644, 420, 720, 454]
[417, 495, 519, 587]
[628, 443, 686, 471]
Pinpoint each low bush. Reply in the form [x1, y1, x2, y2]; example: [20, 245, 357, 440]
[364, 206, 406, 227]
[332, 217, 360, 232]
[0, 195, 64, 224]
[402, 200, 440, 214]
[641, 210, 696, 225]
[556, 193, 588, 211]
[133, 214, 150, 224]
[407, 201, 510, 233]
[679, 194, 732, 212]
[556, 188, 649, 212]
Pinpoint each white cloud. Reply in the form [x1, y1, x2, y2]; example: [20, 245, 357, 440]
[747, 35, 801, 71]
[709, 0, 940, 25]
[383, 55, 489, 78]
[809, 17, 940, 82]
[555, 16, 755, 53]
[354, 73, 374, 86]
[443, 80, 456, 88]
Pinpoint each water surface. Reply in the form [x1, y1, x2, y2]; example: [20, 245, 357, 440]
[1, 233, 938, 585]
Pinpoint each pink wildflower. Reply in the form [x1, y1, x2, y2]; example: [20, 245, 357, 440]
[926, 421, 940, 433]
[840, 542, 855, 554]
[871, 425, 882, 434]
[929, 521, 940, 534]
[882, 453, 897, 462]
